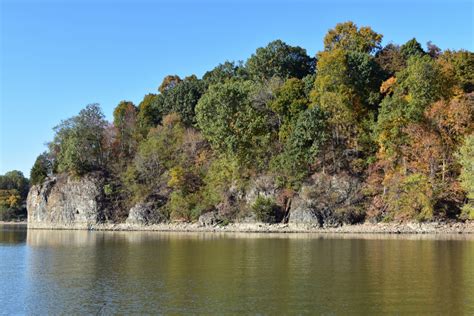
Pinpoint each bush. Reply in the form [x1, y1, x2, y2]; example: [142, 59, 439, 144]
[385, 173, 433, 221]
[167, 190, 214, 222]
[251, 196, 280, 223]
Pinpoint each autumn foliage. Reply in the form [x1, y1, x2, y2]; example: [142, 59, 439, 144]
[28, 21, 474, 223]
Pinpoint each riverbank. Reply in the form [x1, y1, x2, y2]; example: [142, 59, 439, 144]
[22, 221, 474, 234]
[0, 221, 27, 225]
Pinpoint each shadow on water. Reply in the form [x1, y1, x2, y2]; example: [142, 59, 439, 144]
[0, 223, 27, 244]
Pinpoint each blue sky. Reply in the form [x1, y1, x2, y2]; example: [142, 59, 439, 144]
[1, 0, 473, 176]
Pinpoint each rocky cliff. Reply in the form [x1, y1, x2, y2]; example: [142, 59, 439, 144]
[26, 171, 365, 229]
[27, 173, 105, 229]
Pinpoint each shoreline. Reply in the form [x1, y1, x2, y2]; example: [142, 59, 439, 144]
[11, 221, 474, 234]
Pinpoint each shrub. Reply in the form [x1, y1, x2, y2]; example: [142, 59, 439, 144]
[251, 196, 280, 223]
[385, 173, 433, 221]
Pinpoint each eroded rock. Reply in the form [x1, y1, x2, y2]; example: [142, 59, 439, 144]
[289, 172, 365, 227]
[198, 211, 222, 226]
[288, 197, 319, 225]
[27, 173, 105, 228]
[126, 202, 167, 225]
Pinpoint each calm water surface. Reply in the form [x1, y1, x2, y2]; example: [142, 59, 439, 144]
[1, 224, 473, 315]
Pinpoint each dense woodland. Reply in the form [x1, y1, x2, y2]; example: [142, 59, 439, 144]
[3, 22, 473, 223]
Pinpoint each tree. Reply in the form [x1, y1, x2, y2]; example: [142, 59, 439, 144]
[384, 172, 434, 221]
[398, 55, 450, 120]
[323, 21, 382, 54]
[311, 47, 381, 163]
[426, 94, 474, 146]
[0, 170, 29, 199]
[286, 107, 328, 164]
[202, 61, 247, 85]
[458, 134, 474, 219]
[270, 107, 328, 186]
[113, 101, 138, 159]
[162, 76, 206, 126]
[346, 51, 384, 109]
[246, 40, 315, 81]
[136, 93, 162, 136]
[270, 78, 309, 120]
[0, 170, 29, 221]
[50, 104, 108, 175]
[125, 113, 186, 201]
[196, 80, 272, 167]
[375, 43, 405, 77]
[251, 196, 280, 223]
[438, 50, 474, 93]
[269, 78, 309, 141]
[400, 38, 425, 59]
[376, 56, 449, 163]
[158, 75, 182, 94]
[30, 152, 52, 185]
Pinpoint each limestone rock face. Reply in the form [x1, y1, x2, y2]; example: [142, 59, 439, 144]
[288, 198, 319, 225]
[27, 173, 105, 229]
[198, 211, 222, 226]
[244, 176, 278, 205]
[126, 202, 167, 225]
[289, 172, 365, 227]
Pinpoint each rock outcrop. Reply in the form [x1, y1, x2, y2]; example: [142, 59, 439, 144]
[288, 197, 320, 225]
[198, 211, 222, 226]
[27, 173, 105, 229]
[289, 172, 365, 227]
[126, 202, 167, 225]
[244, 176, 278, 205]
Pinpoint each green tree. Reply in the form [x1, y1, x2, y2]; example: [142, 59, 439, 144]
[398, 55, 450, 120]
[251, 196, 280, 223]
[203, 61, 248, 85]
[50, 104, 108, 175]
[136, 93, 162, 136]
[0, 170, 29, 199]
[270, 78, 309, 121]
[196, 80, 272, 168]
[287, 107, 328, 164]
[162, 76, 206, 126]
[130, 114, 185, 194]
[30, 152, 52, 185]
[269, 78, 309, 141]
[400, 38, 425, 59]
[246, 40, 315, 81]
[311, 48, 380, 161]
[271, 107, 328, 186]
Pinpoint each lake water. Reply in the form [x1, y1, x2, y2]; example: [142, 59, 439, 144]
[1, 224, 473, 315]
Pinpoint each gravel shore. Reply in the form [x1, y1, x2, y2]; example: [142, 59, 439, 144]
[21, 221, 474, 234]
